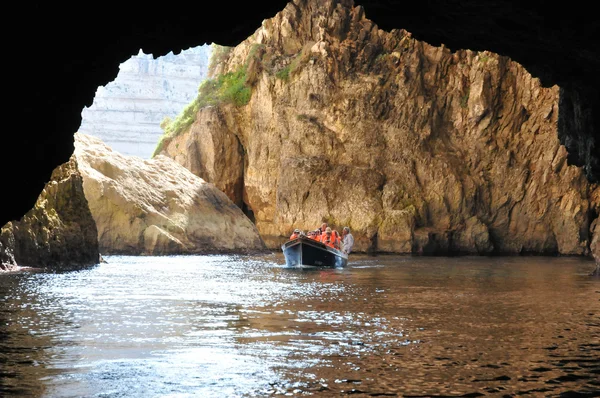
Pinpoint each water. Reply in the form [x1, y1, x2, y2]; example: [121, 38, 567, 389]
[1, 254, 599, 397]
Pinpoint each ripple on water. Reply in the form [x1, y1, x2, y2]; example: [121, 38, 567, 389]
[1, 254, 599, 397]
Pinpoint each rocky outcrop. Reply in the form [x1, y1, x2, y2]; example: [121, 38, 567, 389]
[157, 0, 598, 255]
[73, 132, 265, 255]
[590, 187, 600, 267]
[0, 155, 100, 272]
[79, 45, 212, 158]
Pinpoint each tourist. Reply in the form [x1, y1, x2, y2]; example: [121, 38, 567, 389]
[321, 227, 335, 248]
[341, 226, 354, 254]
[308, 230, 320, 240]
[332, 229, 341, 250]
[313, 222, 327, 238]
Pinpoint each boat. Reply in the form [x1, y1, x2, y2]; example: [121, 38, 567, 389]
[282, 236, 348, 267]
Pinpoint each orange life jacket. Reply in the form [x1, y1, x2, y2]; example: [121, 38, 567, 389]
[332, 231, 341, 249]
[290, 233, 300, 240]
[321, 233, 335, 248]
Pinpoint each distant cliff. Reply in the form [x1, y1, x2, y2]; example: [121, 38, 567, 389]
[0, 155, 100, 272]
[156, 0, 599, 259]
[79, 45, 212, 158]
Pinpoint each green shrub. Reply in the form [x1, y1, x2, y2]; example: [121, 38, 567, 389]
[217, 67, 252, 106]
[160, 116, 172, 131]
[276, 65, 290, 81]
[275, 44, 313, 82]
[152, 45, 259, 157]
[152, 135, 169, 158]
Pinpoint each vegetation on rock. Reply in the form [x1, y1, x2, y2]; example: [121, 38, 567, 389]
[153, 45, 260, 158]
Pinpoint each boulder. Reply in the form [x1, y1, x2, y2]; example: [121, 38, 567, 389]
[74, 132, 265, 255]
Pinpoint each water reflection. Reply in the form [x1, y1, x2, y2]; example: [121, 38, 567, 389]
[0, 255, 599, 397]
[0, 272, 70, 397]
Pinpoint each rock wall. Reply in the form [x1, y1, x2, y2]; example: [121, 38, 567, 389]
[0, 155, 100, 272]
[157, 0, 598, 255]
[590, 187, 600, 267]
[79, 45, 212, 158]
[73, 133, 266, 255]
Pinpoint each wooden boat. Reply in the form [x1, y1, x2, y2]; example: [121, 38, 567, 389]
[282, 236, 348, 267]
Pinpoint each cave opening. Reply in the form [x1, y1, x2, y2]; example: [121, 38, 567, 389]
[77, 44, 215, 160]
[2, 0, 599, 263]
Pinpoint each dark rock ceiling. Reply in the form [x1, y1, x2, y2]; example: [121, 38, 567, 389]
[3, 0, 598, 227]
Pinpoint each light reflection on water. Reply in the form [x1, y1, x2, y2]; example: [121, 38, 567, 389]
[1, 254, 599, 397]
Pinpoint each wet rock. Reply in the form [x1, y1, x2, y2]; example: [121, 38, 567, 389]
[590, 187, 600, 271]
[0, 155, 100, 271]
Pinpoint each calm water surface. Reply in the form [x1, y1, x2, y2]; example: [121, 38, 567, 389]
[1, 254, 599, 397]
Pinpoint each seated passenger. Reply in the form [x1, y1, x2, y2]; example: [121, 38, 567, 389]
[308, 231, 320, 240]
[315, 223, 328, 238]
[289, 229, 302, 240]
[321, 227, 336, 248]
[332, 230, 341, 250]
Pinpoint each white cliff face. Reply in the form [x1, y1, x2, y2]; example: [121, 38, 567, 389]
[79, 45, 212, 158]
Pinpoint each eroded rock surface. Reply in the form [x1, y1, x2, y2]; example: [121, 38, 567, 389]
[74, 133, 265, 255]
[590, 187, 600, 268]
[0, 156, 100, 272]
[158, 0, 598, 255]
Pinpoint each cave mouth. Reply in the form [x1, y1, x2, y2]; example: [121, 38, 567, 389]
[77, 44, 215, 161]
[74, 41, 264, 233]
[3, 0, 599, 249]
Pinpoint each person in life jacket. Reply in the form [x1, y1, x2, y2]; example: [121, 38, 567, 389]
[289, 229, 302, 240]
[315, 223, 328, 238]
[321, 227, 336, 248]
[332, 229, 342, 250]
[307, 230, 320, 240]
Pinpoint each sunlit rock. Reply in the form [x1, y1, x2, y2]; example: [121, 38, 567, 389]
[157, 0, 598, 256]
[0, 156, 100, 271]
[73, 132, 265, 255]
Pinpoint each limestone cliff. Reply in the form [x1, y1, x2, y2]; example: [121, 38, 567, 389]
[73, 133, 266, 255]
[157, 0, 599, 255]
[0, 155, 100, 272]
[79, 45, 212, 158]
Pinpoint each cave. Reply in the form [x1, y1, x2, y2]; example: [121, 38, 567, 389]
[4, 0, 598, 228]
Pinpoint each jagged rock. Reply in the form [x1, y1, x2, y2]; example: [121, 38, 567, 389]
[79, 45, 212, 158]
[73, 132, 265, 255]
[157, 0, 598, 256]
[0, 155, 100, 272]
[590, 187, 600, 267]
[0, 228, 17, 271]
